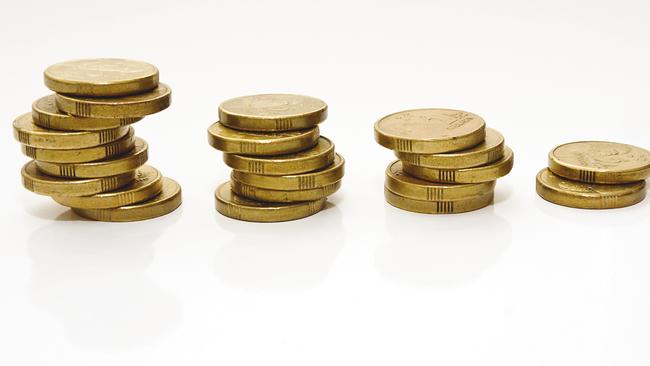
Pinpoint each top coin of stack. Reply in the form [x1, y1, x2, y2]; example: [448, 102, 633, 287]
[374, 108, 514, 214]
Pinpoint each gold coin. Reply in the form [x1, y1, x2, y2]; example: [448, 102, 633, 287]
[385, 185, 494, 214]
[232, 154, 345, 190]
[55, 83, 171, 118]
[207, 122, 319, 156]
[72, 177, 182, 222]
[44, 59, 159, 97]
[53, 166, 163, 209]
[385, 160, 495, 201]
[21, 128, 135, 163]
[21, 160, 135, 197]
[219, 94, 327, 131]
[396, 128, 504, 168]
[215, 182, 326, 222]
[548, 141, 650, 184]
[536, 168, 646, 209]
[32, 95, 142, 131]
[231, 177, 341, 203]
[223, 137, 335, 175]
[374, 108, 486, 153]
[403, 147, 514, 183]
[35, 137, 148, 178]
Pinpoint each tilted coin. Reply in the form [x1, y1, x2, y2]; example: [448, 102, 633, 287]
[403, 147, 514, 183]
[44, 58, 159, 97]
[223, 137, 335, 175]
[207, 122, 319, 156]
[53, 165, 163, 209]
[219, 94, 328, 132]
[385, 160, 495, 201]
[35, 137, 148, 178]
[396, 128, 505, 169]
[385, 185, 494, 214]
[536, 168, 646, 209]
[21, 160, 135, 197]
[374, 108, 486, 153]
[72, 177, 182, 222]
[55, 83, 171, 118]
[231, 177, 341, 203]
[215, 182, 326, 222]
[548, 141, 650, 184]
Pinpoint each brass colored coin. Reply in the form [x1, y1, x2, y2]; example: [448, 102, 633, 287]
[35, 137, 148, 178]
[219, 94, 327, 131]
[53, 166, 163, 209]
[207, 122, 319, 156]
[55, 83, 171, 118]
[548, 141, 650, 184]
[536, 168, 646, 209]
[403, 147, 514, 183]
[396, 128, 505, 168]
[21, 128, 135, 163]
[32, 95, 142, 131]
[215, 182, 326, 222]
[21, 160, 135, 197]
[223, 137, 335, 175]
[231, 177, 341, 203]
[385, 186, 494, 214]
[72, 177, 182, 222]
[232, 154, 345, 190]
[44, 59, 159, 97]
[374, 108, 486, 153]
[385, 160, 495, 201]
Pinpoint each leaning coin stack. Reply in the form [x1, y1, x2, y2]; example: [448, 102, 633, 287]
[374, 108, 514, 214]
[13, 58, 182, 221]
[208, 94, 345, 222]
[536, 141, 650, 209]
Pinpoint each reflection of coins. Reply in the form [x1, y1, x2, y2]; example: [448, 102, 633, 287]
[231, 177, 341, 203]
[385, 186, 494, 214]
[549, 141, 650, 184]
[536, 168, 646, 209]
[208, 122, 319, 156]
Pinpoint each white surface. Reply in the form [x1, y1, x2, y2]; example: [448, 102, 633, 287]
[1, 1, 650, 365]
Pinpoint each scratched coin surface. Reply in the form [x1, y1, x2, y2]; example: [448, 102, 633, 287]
[385, 185, 494, 214]
[549, 141, 650, 184]
[536, 168, 646, 209]
[231, 177, 341, 203]
[44, 59, 159, 97]
[207, 122, 319, 156]
[219, 94, 328, 131]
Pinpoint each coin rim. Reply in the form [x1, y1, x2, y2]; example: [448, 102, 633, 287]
[231, 177, 342, 202]
[384, 185, 494, 214]
[207, 122, 320, 155]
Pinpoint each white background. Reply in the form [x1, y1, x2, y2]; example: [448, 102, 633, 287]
[1, 0, 650, 365]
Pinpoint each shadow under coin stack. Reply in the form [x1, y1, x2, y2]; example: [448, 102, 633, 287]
[208, 94, 345, 222]
[536, 141, 650, 209]
[374, 109, 514, 214]
[13, 59, 182, 221]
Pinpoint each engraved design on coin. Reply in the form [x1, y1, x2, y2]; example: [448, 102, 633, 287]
[223, 94, 326, 117]
[47, 59, 157, 83]
[554, 142, 650, 171]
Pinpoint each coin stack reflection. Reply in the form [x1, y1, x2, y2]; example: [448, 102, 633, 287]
[374, 109, 514, 214]
[13, 59, 182, 221]
[208, 94, 345, 222]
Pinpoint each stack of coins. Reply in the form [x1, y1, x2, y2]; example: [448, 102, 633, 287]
[536, 141, 650, 209]
[208, 94, 345, 222]
[13, 59, 182, 221]
[374, 109, 514, 214]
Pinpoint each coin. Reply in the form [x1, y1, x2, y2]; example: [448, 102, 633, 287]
[223, 137, 335, 175]
[548, 141, 650, 184]
[385, 185, 494, 214]
[231, 177, 341, 203]
[215, 182, 326, 222]
[32, 95, 142, 131]
[52, 166, 163, 209]
[402, 147, 514, 183]
[55, 83, 171, 118]
[207, 122, 319, 156]
[35, 137, 148, 178]
[232, 154, 345, 190]
[396, 128, 505, 168]
[536, 168, 646, 209]
[219, 94, 327, 132]
[374, 108, 486, 153]
[21, 128, 135, 163]
[21, 160, 135, 197]
[44, 59, 159, 97]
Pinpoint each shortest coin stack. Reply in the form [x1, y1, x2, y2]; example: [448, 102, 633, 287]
[208, 94, 345, 222]
[374, 108, 514, 214]
[536, 141, 650, 209]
